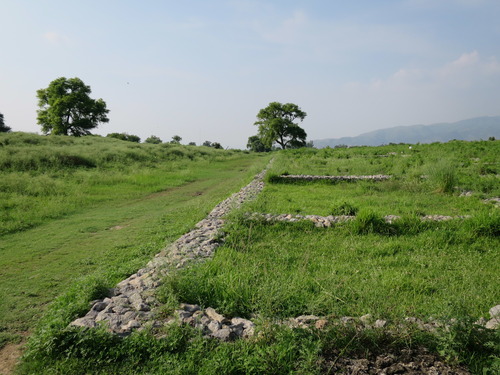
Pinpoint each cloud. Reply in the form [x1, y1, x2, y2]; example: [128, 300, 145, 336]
[253, 9, 308, 44]
[354, 51, 500, 91]
[43, 31, 70, 45]
[322, 51, 500, 135]
[404, 0, 490, 8]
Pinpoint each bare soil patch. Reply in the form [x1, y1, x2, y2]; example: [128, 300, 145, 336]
[0, 342, 23, 375]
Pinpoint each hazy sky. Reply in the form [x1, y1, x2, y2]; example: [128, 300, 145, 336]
[1, 0, 499, 148]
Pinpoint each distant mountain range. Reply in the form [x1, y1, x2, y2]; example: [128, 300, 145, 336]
[313, 116, 500, 148]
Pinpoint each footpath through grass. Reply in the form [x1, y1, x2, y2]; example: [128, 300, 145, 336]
[0, 133, 270, 351]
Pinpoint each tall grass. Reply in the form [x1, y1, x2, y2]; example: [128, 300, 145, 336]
[427, 159, 458, 193]
[0, 133, 252, 236]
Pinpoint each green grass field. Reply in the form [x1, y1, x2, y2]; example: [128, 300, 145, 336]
[0, 133, 269, 350]
[1, 134, 498, 374]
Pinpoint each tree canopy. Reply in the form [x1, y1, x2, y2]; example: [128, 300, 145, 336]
[254, 102, 307, 149]
[202, 140, 223, 149]
[170, 135, 182, 144]
[247, 135, 271, 152]
[107, 133, 141, 143]
[0, 112, 11, 132]
[145, 135, 162, 144]
[37, 77, 109, 136]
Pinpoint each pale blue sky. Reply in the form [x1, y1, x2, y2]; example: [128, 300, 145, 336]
[1, 0, 499, 148]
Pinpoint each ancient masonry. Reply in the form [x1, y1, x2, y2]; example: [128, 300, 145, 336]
[71, 173, 500, 340]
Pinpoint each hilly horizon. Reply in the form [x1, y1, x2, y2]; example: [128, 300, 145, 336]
[313, 116, 500, 148]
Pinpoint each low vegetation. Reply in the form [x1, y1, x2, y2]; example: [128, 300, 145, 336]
[0, 132, 269, 354]
[2, 135, 499, 374]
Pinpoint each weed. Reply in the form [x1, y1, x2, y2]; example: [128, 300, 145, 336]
[330, 201, 358, 216]
[351, 209, 394, 235]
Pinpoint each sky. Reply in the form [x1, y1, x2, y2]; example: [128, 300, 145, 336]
[1, 0, 499, 148]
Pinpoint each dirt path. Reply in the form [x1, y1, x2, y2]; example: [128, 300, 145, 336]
[0, 342, 23, 375]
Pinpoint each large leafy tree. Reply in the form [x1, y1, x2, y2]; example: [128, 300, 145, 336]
[0, 112, 11, 132]
[254, 102, 307, 149]
[37, 77, 109, 136]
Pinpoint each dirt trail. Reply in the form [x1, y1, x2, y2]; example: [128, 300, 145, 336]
[0, 342, 23, 375]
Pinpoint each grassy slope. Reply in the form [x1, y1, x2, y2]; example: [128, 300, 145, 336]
[0, 133, 270, 348]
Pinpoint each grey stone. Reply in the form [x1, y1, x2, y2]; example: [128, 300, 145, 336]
[485, 317, 500, 329]
[176, 310, 193, 321]
[489, 305, 500, 318]
[207, 320, 221, 333]
[231, 317, 254, 329]
[71, 317, 97, 328]
[205, 307, 228, 323]
[91, 301, 108, 312]
[124, 320, 141, 330]
[180, 303, 200, 313]
[340, 317, 355, 324]
[211, 327, 235, 341]
[375, 319, 387, 328]
[111, 305, 129, 314]
[122, 311, 138, 322]
[296, 315, 320, 324]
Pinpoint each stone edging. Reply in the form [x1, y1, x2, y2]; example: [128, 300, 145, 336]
[168, 303, 500, 342]
[276, 174, 391, 181]
[247, 213, 472, 227]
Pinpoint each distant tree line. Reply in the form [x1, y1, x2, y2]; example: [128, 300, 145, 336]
[106, 133, 141, 143]
[202, 141, 223, 149]
[2, 77, 294, 153]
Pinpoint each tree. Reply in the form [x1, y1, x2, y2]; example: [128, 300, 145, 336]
[188, 142, 196, 146]
[145, 135, 162, 144]
[106, 133, 140, 143]
[0, 112, 11, 132]
[37, 77, 109, 136]
[247, 135, 270, 152]
[171, 135, 182, 144]
[254, 102, 307, 149]
[202, 140, 223, 149]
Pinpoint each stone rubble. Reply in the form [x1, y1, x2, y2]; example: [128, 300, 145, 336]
[247, 212, 472, 227]
[164, 304, 500, 342]
[277, 174, 391, 182]
[483, 197, 500, 207]
[171, 304, 255, 341]
[485, 304, 500, 329]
